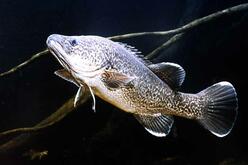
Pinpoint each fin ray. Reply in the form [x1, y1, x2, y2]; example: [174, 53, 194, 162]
[118, 42, 152, 65]
[198, 81, 238, 137]
[134, 114, 174, 137]
[88, 86, 96, 112]
[148, 62, 185, 89]
[101, 70, 135, 89]
[74, 86, 85, 107]
[55, 69, 79, 86]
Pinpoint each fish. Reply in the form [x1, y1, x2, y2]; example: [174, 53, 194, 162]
[46, 34, 238, 137]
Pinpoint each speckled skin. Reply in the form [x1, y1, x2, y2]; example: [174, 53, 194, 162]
[47, 35, 205, 120]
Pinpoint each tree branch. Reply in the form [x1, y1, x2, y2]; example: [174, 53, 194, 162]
[145, 33, 184, 59]
[109, 3, 248, 40]
[0, 49, 49, 78]
[0, 94, 90, 154]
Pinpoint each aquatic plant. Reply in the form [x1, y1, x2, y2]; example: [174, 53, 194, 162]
[0, 3, 247, 157]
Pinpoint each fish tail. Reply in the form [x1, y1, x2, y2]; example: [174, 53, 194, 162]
[197, 81, 238, 137]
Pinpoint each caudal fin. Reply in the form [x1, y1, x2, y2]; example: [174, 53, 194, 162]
[197, 81, 238, 137]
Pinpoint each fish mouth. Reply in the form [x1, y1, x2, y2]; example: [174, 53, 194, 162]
[47, 38, 72, 71]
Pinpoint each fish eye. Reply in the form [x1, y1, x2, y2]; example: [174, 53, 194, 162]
[70, 39, 78, 46]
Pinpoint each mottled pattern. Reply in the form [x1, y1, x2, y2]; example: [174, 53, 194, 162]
[171, 93, 205, 119]
[47, 34, 206, 119]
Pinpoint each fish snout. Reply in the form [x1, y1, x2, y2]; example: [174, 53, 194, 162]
[46, 34, 63, 47]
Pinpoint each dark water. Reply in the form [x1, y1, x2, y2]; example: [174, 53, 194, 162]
[0, 0, 248, 164]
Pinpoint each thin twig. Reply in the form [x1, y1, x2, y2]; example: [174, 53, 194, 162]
[0, 49, 49, 78]
[145, 33, 184, 59]
[109, 3, 248, 40]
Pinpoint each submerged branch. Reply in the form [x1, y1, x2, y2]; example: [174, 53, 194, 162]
[109, 3, 248, 40]
[0, 125, 53, 139]
[0, 49, 49, 78]
[145, 33, 184, 59]
[0, 94, 90, 154]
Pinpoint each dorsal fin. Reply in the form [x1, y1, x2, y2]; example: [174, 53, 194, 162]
[148, 62, 186, 90]
[118, 42, 152, 65]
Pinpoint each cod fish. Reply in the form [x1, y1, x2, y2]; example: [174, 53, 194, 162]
[46, 34, 238, 137]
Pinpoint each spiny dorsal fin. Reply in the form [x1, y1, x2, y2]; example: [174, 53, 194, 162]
[101, 70, 136, 89]
[118, 42, 152, 65]
[55, 69, 79, 87]
[148, 62, 186, 90]
[134, 114, 174, 137]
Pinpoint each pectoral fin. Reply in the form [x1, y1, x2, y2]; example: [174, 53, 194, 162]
[55, 69, 79, 86]
[134, 114, 174, 137]
[148, 62, 185, 90]
[101, 70, 135, 89]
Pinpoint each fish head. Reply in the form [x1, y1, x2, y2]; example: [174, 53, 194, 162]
[46, 34, 109, 76]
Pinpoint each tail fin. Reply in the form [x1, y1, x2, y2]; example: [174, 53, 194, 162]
[197, 81, 238, 137]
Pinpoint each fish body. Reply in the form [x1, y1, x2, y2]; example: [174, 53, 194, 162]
[47, 34, 238, 137]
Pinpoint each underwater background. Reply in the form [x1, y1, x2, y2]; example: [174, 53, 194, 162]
[0, 0, 248, 164]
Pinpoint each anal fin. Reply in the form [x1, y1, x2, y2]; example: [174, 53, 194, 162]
[134, 114, 174, 137]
